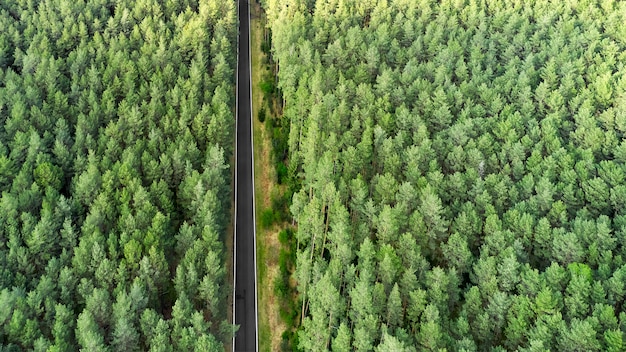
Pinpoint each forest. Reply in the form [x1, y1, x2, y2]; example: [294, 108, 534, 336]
[0, 0, 236, 350]
[263, 0, 626, 350]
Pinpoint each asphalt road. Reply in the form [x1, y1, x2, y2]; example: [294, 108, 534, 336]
[234, 0, 258, 351]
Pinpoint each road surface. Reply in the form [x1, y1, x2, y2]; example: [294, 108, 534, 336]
[234, 0, 258, 351]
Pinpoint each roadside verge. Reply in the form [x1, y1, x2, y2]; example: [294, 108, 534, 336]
[250, 2, 293, 351]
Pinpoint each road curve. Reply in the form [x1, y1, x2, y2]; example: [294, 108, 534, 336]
[234, 0, 258, 351]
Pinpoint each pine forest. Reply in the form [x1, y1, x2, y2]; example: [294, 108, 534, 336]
[0, 0, 236, 350]
[3, 0, 626, 351]
[264, 0, 626, 350]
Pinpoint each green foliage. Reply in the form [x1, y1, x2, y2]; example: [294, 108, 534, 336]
[33, 161, 62, 190]
[274, 225, 299, 349]
[260, 208, 276, 229]
[265, 0, 626, 350]
[0, 0, 237, 349]
[260, 73, 277, 99]
[276, 161, 288, 184]
[281, 329, 300, 352]
[278, 229, 294, 246]
[270, 188, 290, 222]
[261, 35, 272, 56]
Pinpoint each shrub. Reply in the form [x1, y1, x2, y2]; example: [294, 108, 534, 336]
[260, 74, 275, 98]
[278, 229, 292, 245]
[275, 161, 288, 184]
[278, 250, 291, 277]
[271, 189, 290, 222]
[259, 208, 275, 229]
[274, 274, 288, 299]
[261, 39, 271, 55]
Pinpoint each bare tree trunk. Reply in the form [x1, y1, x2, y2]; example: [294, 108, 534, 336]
[301, 236, 315, 320]
[320, 203, 329, 259]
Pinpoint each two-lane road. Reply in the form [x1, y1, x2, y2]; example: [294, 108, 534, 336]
[234, 0, 258, 351]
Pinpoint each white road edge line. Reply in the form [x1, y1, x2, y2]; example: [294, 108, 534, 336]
[232, 0, 239, 350]
[249, 0, 260, 350]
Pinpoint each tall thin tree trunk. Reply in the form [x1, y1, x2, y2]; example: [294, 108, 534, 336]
[321, 203, 329, 259]
[301, 236, 316, 320]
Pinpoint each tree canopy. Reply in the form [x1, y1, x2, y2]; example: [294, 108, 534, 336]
[265, 0, 626, 350]
[0, 0, 237, 350]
